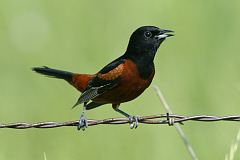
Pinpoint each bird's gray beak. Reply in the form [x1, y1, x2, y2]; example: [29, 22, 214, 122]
[156, 29, 174, 39]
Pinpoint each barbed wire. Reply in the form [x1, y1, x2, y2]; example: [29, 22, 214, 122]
[0, 114, 240, 129]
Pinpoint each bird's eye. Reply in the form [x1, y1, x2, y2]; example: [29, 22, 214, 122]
[144, 31, 152, 38]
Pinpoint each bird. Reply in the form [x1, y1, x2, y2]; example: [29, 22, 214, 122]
[32, 26, 174, 130]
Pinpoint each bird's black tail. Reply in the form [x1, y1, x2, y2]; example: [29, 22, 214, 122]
[32, 66, 74, 82]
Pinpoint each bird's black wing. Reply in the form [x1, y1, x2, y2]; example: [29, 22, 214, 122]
[72, 56, 125, 108]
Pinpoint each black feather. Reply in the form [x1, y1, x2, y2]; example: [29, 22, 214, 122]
[32, 66, 73, 82]
[99, 56, 125, 74]
[85, 102, 103, 110]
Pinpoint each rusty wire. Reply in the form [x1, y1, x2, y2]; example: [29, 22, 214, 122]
[0, 114, 240, 129]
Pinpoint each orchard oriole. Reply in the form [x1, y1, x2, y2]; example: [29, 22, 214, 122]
[33, 26, 173, 130]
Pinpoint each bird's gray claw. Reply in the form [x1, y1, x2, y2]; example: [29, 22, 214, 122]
[129, 115, 139, 129]
[77, 115, 88, 131]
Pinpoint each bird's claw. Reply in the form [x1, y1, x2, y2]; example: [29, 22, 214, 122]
[129, 115, 139, 129]
[77, 115, 88, 131]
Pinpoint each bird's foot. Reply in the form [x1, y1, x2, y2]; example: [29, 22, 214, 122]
[129, 115, 140, 129]
[77, 114, 88, 131]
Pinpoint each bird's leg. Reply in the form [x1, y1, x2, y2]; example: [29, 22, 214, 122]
[77, 102, 88, 131]
[112, 104, 139, 129]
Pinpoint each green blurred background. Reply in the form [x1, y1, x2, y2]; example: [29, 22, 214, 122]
[1, 0, 240, 159]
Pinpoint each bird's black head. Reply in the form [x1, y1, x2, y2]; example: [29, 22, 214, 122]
[125, 26, 173, 61]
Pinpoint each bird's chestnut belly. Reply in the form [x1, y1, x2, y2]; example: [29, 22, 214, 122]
[94, 71, 154, 104]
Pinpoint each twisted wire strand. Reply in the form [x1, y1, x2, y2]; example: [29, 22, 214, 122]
[0, 114, 240, 129]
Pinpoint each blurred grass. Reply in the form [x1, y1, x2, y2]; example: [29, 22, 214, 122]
[1, 0, 240, 159]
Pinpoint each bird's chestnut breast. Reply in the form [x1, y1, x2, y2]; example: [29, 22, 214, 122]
[94, 59, 155, 104]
